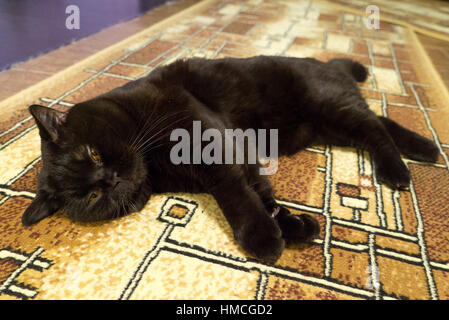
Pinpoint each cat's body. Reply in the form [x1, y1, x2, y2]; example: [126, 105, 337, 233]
[23, 56, 439, 263]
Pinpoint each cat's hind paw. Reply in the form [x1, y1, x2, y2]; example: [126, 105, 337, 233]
[275, 207, 320, 244]
[402, 135, 439, 163]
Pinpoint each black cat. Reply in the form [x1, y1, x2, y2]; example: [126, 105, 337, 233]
[22, 56, 439, 263]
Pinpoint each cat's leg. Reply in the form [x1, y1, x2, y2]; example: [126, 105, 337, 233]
[246, 165, 320, 244]
[203, 165, 285, 263]
[378, 116, 439, 163]
[279, 123, 316, 156]
[317, 100, 410, 189]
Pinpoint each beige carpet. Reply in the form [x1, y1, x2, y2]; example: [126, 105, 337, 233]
[1, 0, 449, 300]
[319, 0, 449, 42]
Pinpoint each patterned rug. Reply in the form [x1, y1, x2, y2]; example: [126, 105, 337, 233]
[318, 0, 449, 42]
[1, 0, 449, 300]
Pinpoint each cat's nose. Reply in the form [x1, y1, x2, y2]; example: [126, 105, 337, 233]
[111, 171, 121, 184]
[112, 172, 122, 190]
[103, 170, 121, 188]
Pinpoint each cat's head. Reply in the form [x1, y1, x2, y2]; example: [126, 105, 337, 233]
[22, 102, 148, 226]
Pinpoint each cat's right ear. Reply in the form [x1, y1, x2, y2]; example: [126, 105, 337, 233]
[22, 191, 60, 226]
[29, 105, 67, 143]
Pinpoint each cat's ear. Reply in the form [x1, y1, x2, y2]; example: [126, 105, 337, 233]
[22, 192, 60, 226]
[29, 105, 67, 143]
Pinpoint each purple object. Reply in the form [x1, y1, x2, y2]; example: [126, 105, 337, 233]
[0, 0, 170, 71]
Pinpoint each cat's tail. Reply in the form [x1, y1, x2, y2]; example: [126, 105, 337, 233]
[328, 58, 368, 82]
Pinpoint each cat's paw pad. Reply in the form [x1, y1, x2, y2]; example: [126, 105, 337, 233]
[235, 216, 285, 264]
[375, 157, 410, 189]
[276, 208, 320, 244]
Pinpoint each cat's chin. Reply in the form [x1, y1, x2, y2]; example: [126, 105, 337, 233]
[63, 194, 133, 223]
[64, 207, 129, 224]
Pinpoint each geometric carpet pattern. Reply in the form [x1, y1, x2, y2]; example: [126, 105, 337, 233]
[324, 0, 449, 41]
[1, 0, 449, 299]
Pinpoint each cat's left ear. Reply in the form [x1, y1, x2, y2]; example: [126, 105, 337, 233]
[22, 191, 61, 226]
[29, 105, 67, 143]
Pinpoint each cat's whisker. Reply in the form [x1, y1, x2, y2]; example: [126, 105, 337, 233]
[129, 112, 159, 150]
[129, 200, 138, 213]
[136, 139, 167, 157]
[131, 111, 188, 152]
[127, 102, 159, 147]
[133, 110, 188, 145]
[128, 113, 155, 150]
[136, 131, 170, 153]
[133, 114, 190, 155]
[133, 110, 185, 141]
[121, 199, 126, 218]
[140, 143, 165, 156]
[130, 113, 176, 152]
[137, 121, 183, 150]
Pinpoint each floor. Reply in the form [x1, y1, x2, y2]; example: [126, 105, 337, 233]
[418, 34, 449, 89]
[0, 0, 170, 71]
[0, 0, 448, 103]
[0, 0, 199, 101]
[1, 0, 448, 300]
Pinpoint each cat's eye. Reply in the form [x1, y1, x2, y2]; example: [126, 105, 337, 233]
[88, 190, 101, 203]
[87, 146, 101, 163]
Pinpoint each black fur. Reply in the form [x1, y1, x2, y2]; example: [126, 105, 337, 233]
[22, 56, 439, 263]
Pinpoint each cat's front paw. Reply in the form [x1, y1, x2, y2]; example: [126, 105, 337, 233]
[375, 156, 410, 189]
[275, 207, 320, 244]
[403, 135, 439, 163]
[235, 215, 285, 264]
